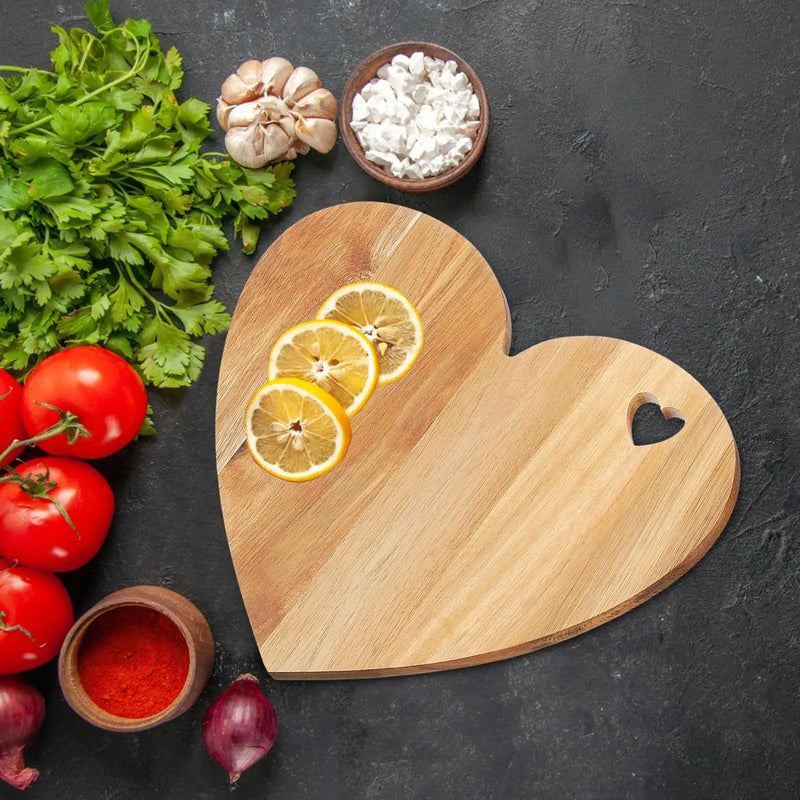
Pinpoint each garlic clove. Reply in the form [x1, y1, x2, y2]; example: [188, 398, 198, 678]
[225, 120, 293, 167]
[221, 59, 265, 104]
[225, 124, 270, 169]
[221, 73, 260, 104]
[282, 67, 321, 105]
[284, 148, 298, 160]
[293, 88, 338, 121]
[258, 123, 293, 162]
[226, 99, 265, 128]
[216, 98, 234, 131]
[294, 117, 337, 154]
[261, 57, 295, 97]
[277, 115, 296, 140]
[294, 140, 311, 156]
[237, 59, 264, 84]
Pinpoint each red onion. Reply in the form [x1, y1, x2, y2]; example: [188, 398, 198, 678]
[0, 676, 45, 790]
[202, 674, 277, 784]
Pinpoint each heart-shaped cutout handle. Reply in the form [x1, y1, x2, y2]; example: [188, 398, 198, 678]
[628, 392, 685, 446]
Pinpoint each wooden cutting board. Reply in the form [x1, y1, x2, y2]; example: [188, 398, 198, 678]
[215, 202, 739, 679]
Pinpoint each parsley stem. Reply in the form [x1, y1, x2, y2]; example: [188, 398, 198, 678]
[0, 66, 56, 75]
[77, 39, 95, 74]
[120, 264, 159, 307]
[10, 39, 148, 136]
[119, 264, 174, 325]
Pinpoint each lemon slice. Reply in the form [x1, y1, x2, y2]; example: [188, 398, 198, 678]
[245, 377, 351, 481]
[267, 320, 379, 416]
[316, 282, 423, 385]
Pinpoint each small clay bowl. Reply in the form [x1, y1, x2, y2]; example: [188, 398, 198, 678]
[58, 586, 214, 733]
[340, 42, 489, 192]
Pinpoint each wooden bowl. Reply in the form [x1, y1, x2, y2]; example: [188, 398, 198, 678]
[340, 42, 489, 192]
[58, 586, 214, 732]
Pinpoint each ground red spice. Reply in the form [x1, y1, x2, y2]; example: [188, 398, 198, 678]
[77, 606, 190, 719]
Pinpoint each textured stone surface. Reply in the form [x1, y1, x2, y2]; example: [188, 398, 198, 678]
[2, 1, 798, 797]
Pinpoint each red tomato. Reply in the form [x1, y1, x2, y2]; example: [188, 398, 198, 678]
[0, 457, 115, 572]
[21, 346, 147, 459]
[0, 558, 74, 674]
[0, 369, 27, 464]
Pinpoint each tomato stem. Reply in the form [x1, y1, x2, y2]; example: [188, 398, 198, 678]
[0, 404, 90, 463]
[0, 611, 44, 648]
[0, 404, 89, 537]
[0, 465, 81, 538]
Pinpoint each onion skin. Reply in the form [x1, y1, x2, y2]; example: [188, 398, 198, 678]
[0, 676, 45, 791]
[202, 674, 277, 784]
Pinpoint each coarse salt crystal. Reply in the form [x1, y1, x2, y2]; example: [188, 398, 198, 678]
[351, 94, 369, 121]
[450, 72, 469, 92]
[428, 154, 445, 175]
[365, 149, 399, 169]
[454, 90, 473, 109]
[390, 158, 409, 178]
[426, 86, 447, 105]
[455, 136, 473, 155]
[416, 105, 438, 133]
[387, 65, 415, 93]
[391, 53, 411, 70]
[409, 52, 425, 79]
[443, 105, 463, 125]
[375, 80, 396, 103]
[408, 136, 436, 162]
[435, 134, 457, 155]
[360, 80, 380, 101]
[392, 102, 411, 125]
[365, 97, 387, 123]
[410, 83, 428, 105]
[380, 124, 407, 153]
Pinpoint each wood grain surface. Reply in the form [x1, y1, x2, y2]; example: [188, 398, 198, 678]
[215, 202, 740, 679]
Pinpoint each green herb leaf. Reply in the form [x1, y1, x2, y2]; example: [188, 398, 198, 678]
[85, 0, 115, 33]
[17, 159, 74, 199]
[0, 0, 296, 409]
[136, 403, 157, 437]
[50, 102, 118, 145]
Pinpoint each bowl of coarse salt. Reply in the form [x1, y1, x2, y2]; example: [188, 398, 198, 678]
[340, 42, 489, 192]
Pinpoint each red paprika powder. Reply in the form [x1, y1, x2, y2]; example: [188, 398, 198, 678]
[77, 606, 190, 719]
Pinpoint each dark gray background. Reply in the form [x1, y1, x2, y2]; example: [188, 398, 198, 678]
[2, 0, 798, 797]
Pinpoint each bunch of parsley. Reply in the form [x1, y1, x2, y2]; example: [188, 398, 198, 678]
[0, 0, 295, 388]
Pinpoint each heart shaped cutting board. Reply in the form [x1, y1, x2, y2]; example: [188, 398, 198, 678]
[216, 202, 739, 679]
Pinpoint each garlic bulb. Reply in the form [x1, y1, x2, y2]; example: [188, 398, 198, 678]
[217, 58, 338, 166]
